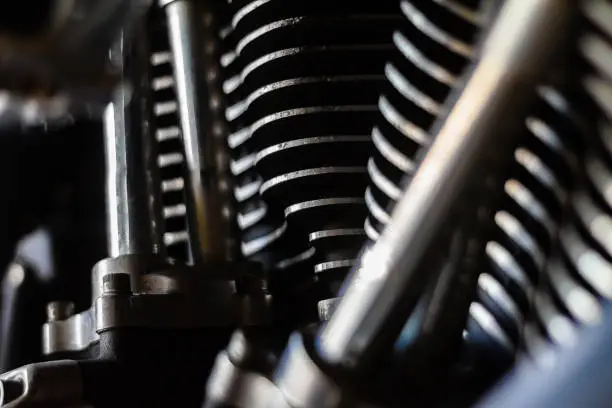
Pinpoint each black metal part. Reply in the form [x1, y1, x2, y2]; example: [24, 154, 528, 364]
[222, 0, 401, 315]
[77, 328, 231, 408]
[0, 0, 55, 38]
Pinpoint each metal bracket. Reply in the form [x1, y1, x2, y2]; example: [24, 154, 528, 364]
[43, 255, 272, 355]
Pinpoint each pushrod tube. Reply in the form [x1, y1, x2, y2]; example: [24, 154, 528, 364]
[163, 0, 228, 263]
[104, 30, 166, 258]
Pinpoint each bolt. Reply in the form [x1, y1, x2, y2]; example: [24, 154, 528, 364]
[46, 301, 75, 322]
[102, 273, 131, 295]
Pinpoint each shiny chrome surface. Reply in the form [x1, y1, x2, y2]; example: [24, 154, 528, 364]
[165, 0, 226, 263]
[104, 32, 166, 258]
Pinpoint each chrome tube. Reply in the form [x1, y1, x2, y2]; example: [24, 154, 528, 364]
[164, 0, 227, 263]
[317, 0, 576, 368]
[104, 33, 166, 258]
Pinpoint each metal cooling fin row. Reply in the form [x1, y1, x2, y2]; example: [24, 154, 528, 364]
[522, 2, 612, 366]
[365, 0, 486, 241]
[222, 0, 401, 298]
[148, 6, 190, 262]
[464, 86, 582, 360]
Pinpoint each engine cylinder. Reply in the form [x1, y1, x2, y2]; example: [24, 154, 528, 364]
[223, 0, 401, 301]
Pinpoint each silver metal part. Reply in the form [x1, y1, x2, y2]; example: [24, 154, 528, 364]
[104, 96, 152, 257]
[91, 254, 165, 300]
[164, 0, 229, 263]
[43, 255, 271, 355]
[104, 34, 166, 257]
[0, 360, 83, 407]
[316, 0, 575, 367]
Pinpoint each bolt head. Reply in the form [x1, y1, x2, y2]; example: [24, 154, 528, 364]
[46, 301, 75, 322]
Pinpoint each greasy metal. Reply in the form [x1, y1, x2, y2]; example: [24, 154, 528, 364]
[0, 360, 83, 407]
[317, 0, 575, 367]
[164, 0, 226, 263]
